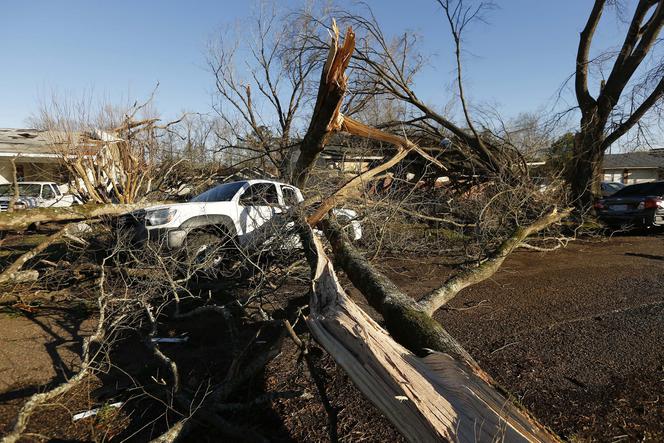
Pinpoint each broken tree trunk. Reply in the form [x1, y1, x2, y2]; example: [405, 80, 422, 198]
[292, 21, 355, 188]
[0, 203, 148, 232]
[300, 224, 559, 442]
[291, 23, 445, 220]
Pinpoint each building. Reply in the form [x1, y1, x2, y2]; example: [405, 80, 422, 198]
[0, 128, 74, 184]
[319, 144, 386, 173]
[0, 127, 116, 187]
[602, 149, 664, 184]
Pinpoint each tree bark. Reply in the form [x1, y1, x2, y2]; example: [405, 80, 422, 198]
[0, 203, 149, 232]
[570, 122, 605, 209]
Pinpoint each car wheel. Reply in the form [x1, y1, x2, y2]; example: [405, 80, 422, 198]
[183, 228, 236, 273]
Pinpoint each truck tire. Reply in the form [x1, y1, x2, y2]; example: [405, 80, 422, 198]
[183, 227, 236, 273]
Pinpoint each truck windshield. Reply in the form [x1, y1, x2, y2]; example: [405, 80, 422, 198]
[190, 181, 246, 202]
[0, 183, 42, 198]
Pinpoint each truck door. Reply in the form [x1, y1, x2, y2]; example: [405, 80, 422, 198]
[41, 184, 59, 207]
[238, 183, 280, 245]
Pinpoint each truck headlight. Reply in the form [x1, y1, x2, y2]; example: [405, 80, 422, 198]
[13, 201, 27, 210]
[146, 208, 177, 226]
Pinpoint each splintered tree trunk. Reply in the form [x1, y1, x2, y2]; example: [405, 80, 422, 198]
[290, 18, 563, 442]
[300, 224, 559, 442]
[292, 22, 355, 188]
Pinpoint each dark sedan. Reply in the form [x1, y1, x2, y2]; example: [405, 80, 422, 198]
[595, 181, 664, 228]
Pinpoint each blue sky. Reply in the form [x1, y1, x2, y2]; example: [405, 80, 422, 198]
[0, 1, 630, 129]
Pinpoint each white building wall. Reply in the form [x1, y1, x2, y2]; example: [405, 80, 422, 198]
[602, 168, 658, 184]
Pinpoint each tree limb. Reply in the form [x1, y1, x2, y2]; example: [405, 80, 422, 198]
[602, 74, 664, 149]
[0, 203, 151, 232]
[600, 0, 664, 111]
[418, 207, 572, 315]
[0, 223, 88, 285]
[575, 0, 605, 113]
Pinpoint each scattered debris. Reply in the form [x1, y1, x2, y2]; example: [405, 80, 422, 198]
[72, 402, 122, 421]
[150, 335, 189, 344]
[11, 303, 38, 314]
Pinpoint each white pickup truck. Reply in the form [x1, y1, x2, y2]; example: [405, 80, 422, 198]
[118, 179, 361, 259]
[0, 181, 78, 212]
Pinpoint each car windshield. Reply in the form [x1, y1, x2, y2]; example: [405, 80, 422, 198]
[190, 181, 246, 203]
[612, 182, 664, 197]
[0, 183, 42, 198]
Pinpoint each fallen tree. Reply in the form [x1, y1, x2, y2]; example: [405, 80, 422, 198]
[0, 11, 576, 442]
[285, 19, 570, 442]
[0, 203, 150, 232]
[300, 222, 560, 442]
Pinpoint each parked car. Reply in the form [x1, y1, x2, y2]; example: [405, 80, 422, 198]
[0, 182, 78, 212]
[601, 181, 625, 197]
[595, 181, 664, 228]
[117, 179, 362, 260]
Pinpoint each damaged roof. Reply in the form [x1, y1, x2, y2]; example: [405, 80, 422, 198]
[0, 128, 101, 156]
[602, 150, 664, 169]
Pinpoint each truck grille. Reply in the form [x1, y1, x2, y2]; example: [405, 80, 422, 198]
[116, 210, 146, 227]
[0, 202, 8, 212]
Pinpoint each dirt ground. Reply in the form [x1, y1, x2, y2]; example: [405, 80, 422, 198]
[375, 232, 664, 442]
[0, 307, 97, 435]
[1, 233, 663, 441]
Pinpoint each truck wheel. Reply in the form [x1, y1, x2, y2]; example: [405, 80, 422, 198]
[184, 227, 235, 272]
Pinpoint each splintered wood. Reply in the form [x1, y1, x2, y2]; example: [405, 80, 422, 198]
[305, 232, 558, 443]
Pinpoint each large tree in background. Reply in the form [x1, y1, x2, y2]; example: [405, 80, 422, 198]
[573, 0, 663, 208]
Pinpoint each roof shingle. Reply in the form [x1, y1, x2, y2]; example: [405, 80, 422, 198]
[602, 151, 664, 169]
